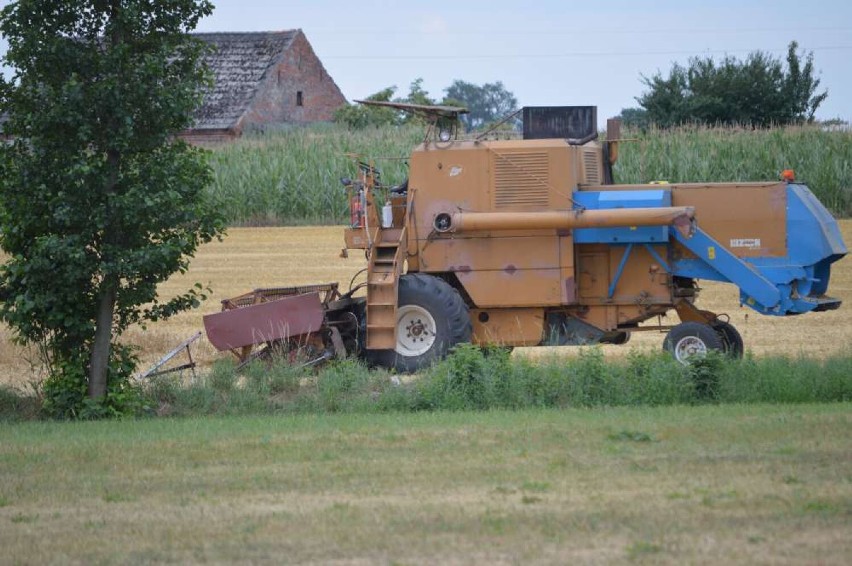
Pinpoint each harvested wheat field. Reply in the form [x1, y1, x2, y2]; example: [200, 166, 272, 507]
[0, 221, 850, 385]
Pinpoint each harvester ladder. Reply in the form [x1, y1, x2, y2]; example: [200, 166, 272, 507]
[366, 227, 406, 349]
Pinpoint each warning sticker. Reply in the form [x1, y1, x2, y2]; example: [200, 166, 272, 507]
[730, 238, 762, 249]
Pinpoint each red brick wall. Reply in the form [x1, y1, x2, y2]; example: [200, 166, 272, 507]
[177, 129, 240, 145]
[239, 32, 347, 129]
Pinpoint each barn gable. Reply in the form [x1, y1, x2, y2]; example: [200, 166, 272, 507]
[184, 30, 346, 142]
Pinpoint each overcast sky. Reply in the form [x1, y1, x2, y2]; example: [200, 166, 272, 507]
[3, 0, 852, 124]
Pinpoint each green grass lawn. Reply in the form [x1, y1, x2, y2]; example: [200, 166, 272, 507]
[1, 404, 850, 564]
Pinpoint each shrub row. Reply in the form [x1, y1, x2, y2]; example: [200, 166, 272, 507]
[5, 345, 848, 421]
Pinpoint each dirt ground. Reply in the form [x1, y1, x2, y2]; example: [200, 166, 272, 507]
[1, 221, 849, 385]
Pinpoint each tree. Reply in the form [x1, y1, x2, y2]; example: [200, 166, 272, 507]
[333, 86, 398, 129]
[616, 107, 651, 130]
[443, 80, 517, 130]
[0, 0, 226, 417]
[399, 78, 436, 107]
[394, 78, 437, 125]
[636, 41, 828, 127]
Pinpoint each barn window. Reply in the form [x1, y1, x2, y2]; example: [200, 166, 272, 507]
[296, 91, 303, 106]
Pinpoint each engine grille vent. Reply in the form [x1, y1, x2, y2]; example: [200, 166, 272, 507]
[582, 148, 601, 185]
[493, 151, 550, 209]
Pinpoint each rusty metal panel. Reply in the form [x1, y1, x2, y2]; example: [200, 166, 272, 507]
[608, 245, 671, 303]
[559, 234, 576, 304]
[343, 227, 368, 249]
[204, 292, 324, 351]
[456, 268, 563, 307]
[421, 235, 559, 273]
[577, 249, 609, 299]
[470, 308, 545, 346]
[571, 305, 618, 332]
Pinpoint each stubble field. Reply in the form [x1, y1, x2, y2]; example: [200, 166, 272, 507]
[0, 221, 850, 386]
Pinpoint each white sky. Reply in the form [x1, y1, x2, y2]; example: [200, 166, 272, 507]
[3, 0, 852, 124]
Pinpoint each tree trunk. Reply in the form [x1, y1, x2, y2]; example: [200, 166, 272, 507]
[88, 279, 117, 399]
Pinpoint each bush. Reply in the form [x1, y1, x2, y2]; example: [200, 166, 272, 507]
[41, 346, 145, 420]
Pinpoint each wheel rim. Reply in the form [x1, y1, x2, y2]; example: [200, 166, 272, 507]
[396, 305, 437, 356]
[673, 335, 708, 362]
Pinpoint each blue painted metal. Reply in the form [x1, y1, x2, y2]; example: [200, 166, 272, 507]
[608, 244, 634, 299]
[669, 183, 846, 316]
[672, 226, 782, 310]
[573, 190, 670, 243]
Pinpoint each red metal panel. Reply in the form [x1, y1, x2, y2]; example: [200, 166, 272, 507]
[203, 292, 324, 352]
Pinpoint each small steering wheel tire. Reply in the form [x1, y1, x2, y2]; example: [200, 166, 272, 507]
[712, 320, 744, 358]
[663, 321, 725, 364]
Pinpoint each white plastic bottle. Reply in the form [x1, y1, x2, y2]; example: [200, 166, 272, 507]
[381, 201, 393, 228]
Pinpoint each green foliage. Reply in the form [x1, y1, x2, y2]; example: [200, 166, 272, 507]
[686, 352, 725, 401]
[41, 345, 146, 419]
[413, 344, 514, 411]
[718, 353, 852, 403]
[333, 86, 398, 129]
[0, 0, 226, 415]
[334, 78, 463, 130]
[207, 124, 421, 225]
[2, 349, 851, 420]
[617, 107, 652, 130]
[637, 41, 827, 127]
[400, 78, 436, 107]
[443, 80, 518, 130]
[314, 359, 374, 412]
[207, 121, 850, 226]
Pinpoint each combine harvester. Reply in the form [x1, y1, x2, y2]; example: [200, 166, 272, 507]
[203, 103, 847, 370]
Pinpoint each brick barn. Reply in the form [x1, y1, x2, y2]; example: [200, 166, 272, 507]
[181, 30, 347, 143]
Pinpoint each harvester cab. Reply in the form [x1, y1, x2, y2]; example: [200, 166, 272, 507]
[204, 103, 847, 371]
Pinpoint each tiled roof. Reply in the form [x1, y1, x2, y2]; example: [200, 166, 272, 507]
[191, 31, 299, 130]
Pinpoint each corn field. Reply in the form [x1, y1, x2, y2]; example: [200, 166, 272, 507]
[207, 123, 852, 225]
[207, 124, 422, 225]
[614, 124, 852, 215]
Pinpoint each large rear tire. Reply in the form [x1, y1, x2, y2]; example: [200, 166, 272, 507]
[363, 274, 471, 372]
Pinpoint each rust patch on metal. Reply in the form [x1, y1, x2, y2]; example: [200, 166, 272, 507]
[204, 292, 324, 351]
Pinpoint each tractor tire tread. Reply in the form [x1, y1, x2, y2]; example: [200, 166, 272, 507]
[362, 273, 471, 372]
